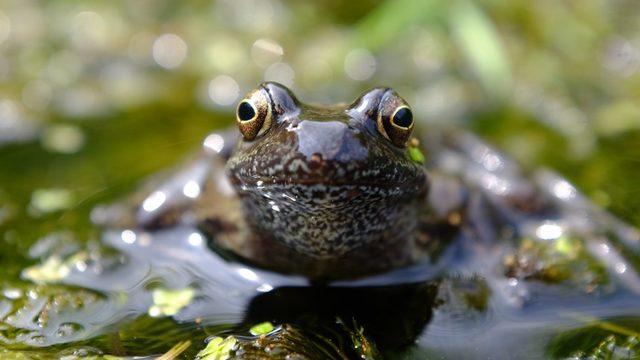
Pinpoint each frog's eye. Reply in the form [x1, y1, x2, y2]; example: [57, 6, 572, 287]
[236, 90, 273, 140]
[392, 106, 413, 128]
[237, 101, 256, 121]
[377, 104, 414, 147]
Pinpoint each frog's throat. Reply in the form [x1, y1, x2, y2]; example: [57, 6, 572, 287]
[236, 182, 423, 260]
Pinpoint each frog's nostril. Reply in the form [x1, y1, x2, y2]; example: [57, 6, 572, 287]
[309, 153, 324, 169]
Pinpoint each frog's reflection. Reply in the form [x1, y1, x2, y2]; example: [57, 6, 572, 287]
[20, 225, 441, 351]
[11, 222, 640, 358]
[243, 282, 439, 349]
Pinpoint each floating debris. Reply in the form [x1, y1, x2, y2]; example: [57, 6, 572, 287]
[503, 237, 609, 293]
[249, 321, 275, 336]
[148, 287, 195, 317]
[157, 340, 192, 360]
[22, 256, 71, 283]
[197, 336, 237, 360]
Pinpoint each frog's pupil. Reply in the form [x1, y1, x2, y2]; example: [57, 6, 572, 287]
[238, 101, 256, 121]
[392, 108, 413, 128]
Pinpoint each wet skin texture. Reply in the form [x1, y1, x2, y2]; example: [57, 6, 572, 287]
[225, 83, 429, 279]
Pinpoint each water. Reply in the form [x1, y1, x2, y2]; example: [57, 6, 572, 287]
[2, 0, 640, 357]
[3, 221, 639, 358]
[1, 106, 640, 359]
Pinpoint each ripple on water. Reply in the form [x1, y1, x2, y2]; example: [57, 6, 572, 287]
[3, 213, 640, 357]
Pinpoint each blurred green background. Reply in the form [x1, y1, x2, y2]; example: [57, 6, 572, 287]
[0, 0, 639, 356]
[2, 0, 640, 223]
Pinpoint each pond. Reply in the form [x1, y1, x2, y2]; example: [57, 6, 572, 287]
[1, 0, 640, 359]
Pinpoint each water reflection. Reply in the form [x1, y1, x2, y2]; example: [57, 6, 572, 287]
[1, 206, 639, 359]
[10, 222, 444, 352]
[244, 283, 439, 350]
[141, 191, 166, 212]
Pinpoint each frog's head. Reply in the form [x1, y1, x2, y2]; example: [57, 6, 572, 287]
[227, 82, 428, 263]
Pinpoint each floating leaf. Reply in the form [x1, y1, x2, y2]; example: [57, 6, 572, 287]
[22, 251, 91, 284]
[249, 321, 274, 336]
[148, 287, 195, 317]
[22, 256, 71, 284]
[197, 336, 237, 360]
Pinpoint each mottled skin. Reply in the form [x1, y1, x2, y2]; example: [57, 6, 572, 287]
[225, 83, 430, 278]
[95, 82, 450, 280]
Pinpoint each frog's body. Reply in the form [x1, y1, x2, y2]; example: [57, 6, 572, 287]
[224, 84, 432, 279]
[8, 83, 640, 356]
[94, 82, 640, 286]
[98, 83, 443, 279]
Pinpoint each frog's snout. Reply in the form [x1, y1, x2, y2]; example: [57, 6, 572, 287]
[292, 119, 367, 164]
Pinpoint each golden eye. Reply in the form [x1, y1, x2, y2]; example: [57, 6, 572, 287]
[377, 105, 414, 147]
[236, 90, 272, 140]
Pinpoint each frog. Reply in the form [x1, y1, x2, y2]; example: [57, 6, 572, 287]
[95, 82, 450, 280]
[6, 83, 640, 358]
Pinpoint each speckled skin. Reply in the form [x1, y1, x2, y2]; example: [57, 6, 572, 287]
[225, 83, 428, 278]
[94, 83, 454, 280]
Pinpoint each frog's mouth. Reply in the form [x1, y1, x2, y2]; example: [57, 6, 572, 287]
[236, 176, 402, 188]
[230, 173, 428, 193]
[228, 155, 428, 191]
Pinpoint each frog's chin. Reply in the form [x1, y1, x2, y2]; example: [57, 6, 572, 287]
[235, 181, 423, 260]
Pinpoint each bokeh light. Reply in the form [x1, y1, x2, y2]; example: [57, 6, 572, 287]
[153, 33, 188, 69]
